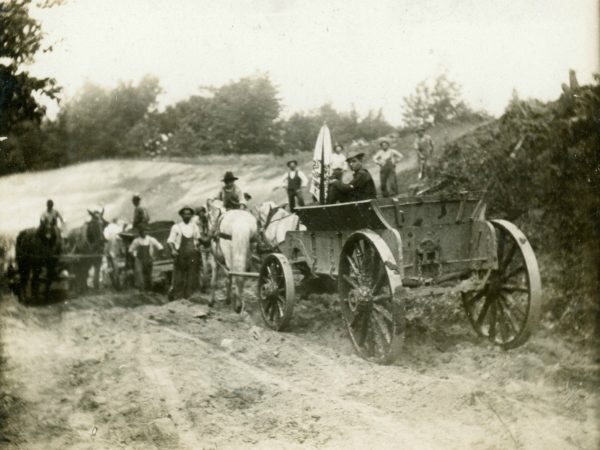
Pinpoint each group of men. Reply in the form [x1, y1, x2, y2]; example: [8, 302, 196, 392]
[40, 127, 434, 298]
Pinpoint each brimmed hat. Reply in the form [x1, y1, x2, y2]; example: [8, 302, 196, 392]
[178, 205, 194, 216]
[243, 192, 252, 201]
[132, 193, 141, 201]
[379, 140, 390, 147]
[222, 171, 238, 182]
[286, 160, 298, 168]
[346, 152, 365, 162]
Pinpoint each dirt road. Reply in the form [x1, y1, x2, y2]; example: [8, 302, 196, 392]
[1, 287, 598, 450]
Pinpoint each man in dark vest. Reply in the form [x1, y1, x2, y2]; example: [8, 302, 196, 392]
[281, 160, 308, 211]
[329, 152, 376, 201]
[167, 206, 200, 300]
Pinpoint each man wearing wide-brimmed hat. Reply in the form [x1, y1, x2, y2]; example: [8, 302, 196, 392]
[414, 125, 434, 180]
[330, 152, 376, 202]
[217, 171, 246, 210]
[167, 205, 200, 300]
[280, 160, 308, 211]
[373, 140, 403, 197]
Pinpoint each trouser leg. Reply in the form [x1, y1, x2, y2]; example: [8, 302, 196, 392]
[295, 190, 305, 207]
[134, 259, 144, 289]
[287, 191, 296, 211]
[380, 169, 390, 197]
[142, 262, 153, 291]
[388, 166, 398, 195]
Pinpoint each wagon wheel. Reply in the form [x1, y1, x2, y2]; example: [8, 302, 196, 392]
[462, 220, 542, 349]
[258, 253, 295, 331]
[339, 230, 404, 364]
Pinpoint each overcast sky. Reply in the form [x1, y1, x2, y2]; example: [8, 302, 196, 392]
[29, 0, 598, 125]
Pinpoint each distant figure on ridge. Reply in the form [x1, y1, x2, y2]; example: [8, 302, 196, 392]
[131, 194, 150, 232]
[414, 126, 434, 180]
[373, 140, 403, 197]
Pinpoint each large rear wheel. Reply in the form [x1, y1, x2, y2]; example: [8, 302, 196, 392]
[462, 220, 542, 348]
[339, 230, 404, 364]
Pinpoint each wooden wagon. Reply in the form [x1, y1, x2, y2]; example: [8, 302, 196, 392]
[255, 192, 542, 364]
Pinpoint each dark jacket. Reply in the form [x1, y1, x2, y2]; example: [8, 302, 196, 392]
[336, 168, 376, 202]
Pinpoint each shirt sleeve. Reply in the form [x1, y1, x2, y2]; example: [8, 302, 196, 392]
[129, 239, 138, 255]
[282, 173, 288, 186]
[350, 170, 370, 189]
[150, 237, 163, 251]
[373, 150, 382, 164]
[299, 170, 309, 187]
[167, 224, 179, 247]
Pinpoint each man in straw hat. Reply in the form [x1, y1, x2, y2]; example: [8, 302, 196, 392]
[280, 160, 308, 211]
[329, 152, 376, 202]
[217, 171, 246, 210]
[128, 224, 163, 291]
[167, 205, 200, 300]
[373, 140, 403, 197]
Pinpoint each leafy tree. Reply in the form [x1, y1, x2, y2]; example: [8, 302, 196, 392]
[55, 76, 161, 161]
[402, 74, 481, 127]
[0, 0, 61, 174]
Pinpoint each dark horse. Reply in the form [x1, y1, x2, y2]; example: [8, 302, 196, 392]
[66, 209, 107, 292]
[15, 218, 61, 302]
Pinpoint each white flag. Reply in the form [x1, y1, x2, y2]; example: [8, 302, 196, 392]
[308, 125, 333, 203]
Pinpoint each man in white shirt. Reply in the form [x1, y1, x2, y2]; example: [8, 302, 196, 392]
[282, 160, 308, 211]
[129, 225, 163, 291]
[414, 127, 434, 180]
[167, 206, 200, 300]
[373, 140, 403, 197]
[330, 144, 347, 171]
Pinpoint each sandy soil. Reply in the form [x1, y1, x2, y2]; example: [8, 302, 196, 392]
[1, 286, 598, 450]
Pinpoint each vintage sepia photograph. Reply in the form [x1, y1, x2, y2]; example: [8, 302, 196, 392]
[0, 0, 598, 448]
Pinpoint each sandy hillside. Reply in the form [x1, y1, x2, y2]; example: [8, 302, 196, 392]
[0, 121, 480, 237]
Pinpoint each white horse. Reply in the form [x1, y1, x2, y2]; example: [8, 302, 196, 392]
[208, 201, 258, 312]
[257, 201, 305, 249]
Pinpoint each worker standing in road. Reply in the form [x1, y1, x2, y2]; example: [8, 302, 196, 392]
[131, 194, 150, 232]
[128, 224, 163, 291]
[414, 126, 434, 180]
[167, 206, 200, 300]
[282, 160, 308, 212]
[373, 141, 403, 197]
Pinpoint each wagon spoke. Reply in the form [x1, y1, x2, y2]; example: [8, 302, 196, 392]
[475, 296, 492, 329]
[500, 242, 518, 272]
[497, 232, 506, 265]
[501, 283, 529, 293]
[502, 264, 525, 282]
[498, 293, 520, 334]
[356, 311, 369, 347]
[370, 264, 386, 294]
[463, 289, 485, 309]
[372, 303, 393, 323]
[346, 255, 360, 277]
[371, 312, 392, 348]
[500, 291, 526, 322]
[488, 297, 498, 341]
[371, 292, 392, 304]
[342, 274, 359, 290]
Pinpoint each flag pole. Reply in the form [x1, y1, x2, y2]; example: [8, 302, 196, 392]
[319, 122, 326, 203]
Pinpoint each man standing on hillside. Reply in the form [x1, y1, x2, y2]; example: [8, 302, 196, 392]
[330, 144, 347, 173]
[167, 206, 200, 300]
[330, 153, 376, 201]
[217, 172, 246, 210]
[281, 160, 308, 211]
[414, 126, 434, 180]
[373, 141, 403, 197]
[131, 194, 150, 232]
